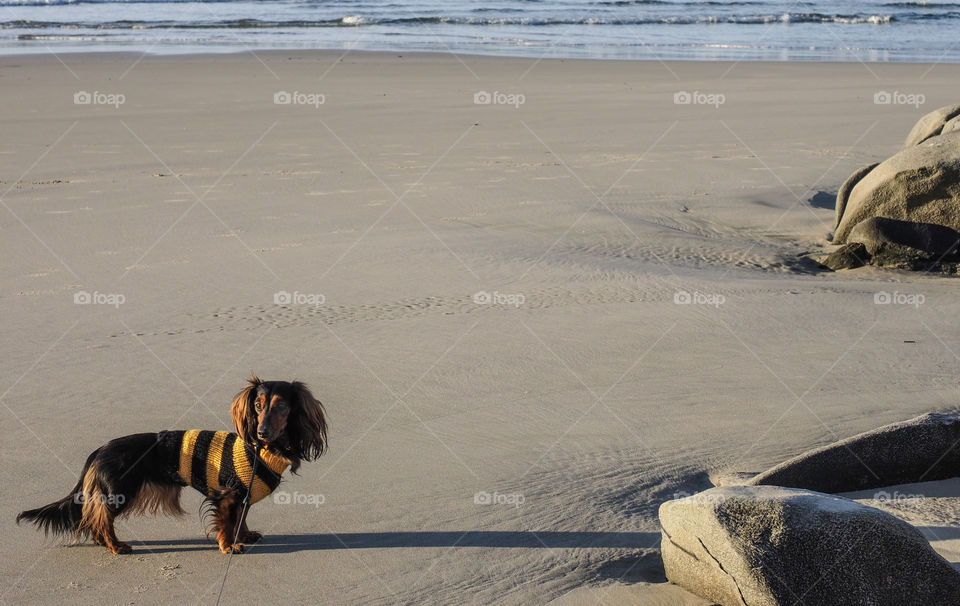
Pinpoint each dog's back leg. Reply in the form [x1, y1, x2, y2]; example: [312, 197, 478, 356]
[77, 463, 132, 554]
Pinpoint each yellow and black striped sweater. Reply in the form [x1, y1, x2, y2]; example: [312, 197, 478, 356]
[159, 430, 290, 504]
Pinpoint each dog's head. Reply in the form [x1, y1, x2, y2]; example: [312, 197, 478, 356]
[231, 375, 328, 472]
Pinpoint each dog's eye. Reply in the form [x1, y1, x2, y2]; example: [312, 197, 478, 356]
[255, 402, 263, 412]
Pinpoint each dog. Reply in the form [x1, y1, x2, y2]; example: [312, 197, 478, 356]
[16, 376, 327, 554]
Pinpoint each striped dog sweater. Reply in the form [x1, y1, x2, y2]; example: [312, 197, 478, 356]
[163, 430, 289, 504]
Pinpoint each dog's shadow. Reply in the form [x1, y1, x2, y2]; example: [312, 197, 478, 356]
[132, 530, 660, 555]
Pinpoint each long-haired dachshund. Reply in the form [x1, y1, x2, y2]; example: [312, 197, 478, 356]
[17, 376, 327, 554]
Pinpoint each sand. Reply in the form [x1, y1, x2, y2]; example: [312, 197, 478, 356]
[1, 51, 959, 604]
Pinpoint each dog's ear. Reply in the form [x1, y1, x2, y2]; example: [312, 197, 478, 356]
[231, 375, 261, 444]
[286, 380, 328, 472]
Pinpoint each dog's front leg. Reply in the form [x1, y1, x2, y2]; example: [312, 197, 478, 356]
[212, 489, 245, 554]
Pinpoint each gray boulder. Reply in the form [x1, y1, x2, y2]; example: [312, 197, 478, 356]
[848, 216, 960, 257]
[659, 485, 960, 606]
[834, 162, 877, 229]
[834, 131, 960, 243]
[846, 216, 960, 269]
[944, 115, 960, 138]
[748, 411, 960, 493]
[903, 104, 960, 148]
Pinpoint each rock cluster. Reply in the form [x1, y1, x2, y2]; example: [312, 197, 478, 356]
[827, 104, 960, 270]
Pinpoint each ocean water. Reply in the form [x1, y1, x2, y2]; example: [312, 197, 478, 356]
[0, 0, 958, 61]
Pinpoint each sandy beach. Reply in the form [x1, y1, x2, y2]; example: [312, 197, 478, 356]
[2, 51, 959, 604]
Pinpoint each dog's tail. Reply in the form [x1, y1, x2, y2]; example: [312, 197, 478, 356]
[16, 449, 99, 538]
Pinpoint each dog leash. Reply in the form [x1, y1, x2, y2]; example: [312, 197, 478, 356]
[214, 438, 261, 606]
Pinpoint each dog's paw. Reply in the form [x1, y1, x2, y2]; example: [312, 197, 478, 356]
[239, 530, 262, 544]
[110, 542, 132, 555]
[220, 543, 245, 554]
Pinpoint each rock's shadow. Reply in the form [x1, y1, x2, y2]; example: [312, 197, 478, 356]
[594, 551, 667, 584]
[809, 191, 836, 210]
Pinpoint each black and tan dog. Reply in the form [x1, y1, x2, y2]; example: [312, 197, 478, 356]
[17, 376, 328, 554]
